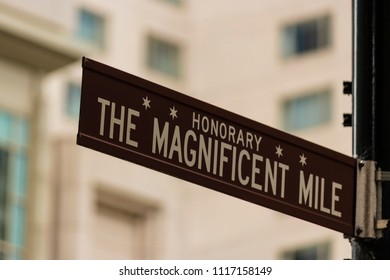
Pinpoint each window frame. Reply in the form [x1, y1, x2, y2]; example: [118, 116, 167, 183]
[282, 89, 332, 132]
[281, 242, 331, 260]
[75, 8, 106, 48]
[65, 82, 81, 120]
[93, 187, 161, 259]
[146, 34, 182, 79]
[0, 109, 29, 259]
[157, 0, 183, 6]
[281, 14, 332, 58]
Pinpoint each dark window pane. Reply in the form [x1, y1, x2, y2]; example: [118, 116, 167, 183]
[0, 111, 11, 144]
[66, 83, 81, 119]
[147, 36, 181, 78]
[0, 148, 9, 241]
[160, 0, 182, 5]
[283, 90, 331, 131]
[76, 9, 105, 48]
[282, 15, 331, 57]
[0, 110, 29, 259]
[283, 243, 330, 260]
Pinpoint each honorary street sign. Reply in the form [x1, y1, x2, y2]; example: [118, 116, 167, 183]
[77, 57, 357, 235]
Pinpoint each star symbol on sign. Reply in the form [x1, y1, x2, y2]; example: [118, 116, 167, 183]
[275, 145, 283, 158]
[142, 96, 151, 110]
[169, 106, 178, 120]
[299, 153, 307, 167]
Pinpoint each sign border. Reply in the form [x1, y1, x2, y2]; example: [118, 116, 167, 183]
[77, 57, 357, 235]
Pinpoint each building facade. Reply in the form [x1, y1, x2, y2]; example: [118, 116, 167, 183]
[0, 0, 86, 259]
[0, 0, 353, 259]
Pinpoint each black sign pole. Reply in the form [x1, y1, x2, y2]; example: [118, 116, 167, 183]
[352, 0, 390, 259]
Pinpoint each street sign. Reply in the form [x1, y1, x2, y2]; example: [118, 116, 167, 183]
[77, 57, 357, 235]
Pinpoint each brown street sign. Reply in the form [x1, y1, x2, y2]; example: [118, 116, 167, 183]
[77, 57, 357, 235]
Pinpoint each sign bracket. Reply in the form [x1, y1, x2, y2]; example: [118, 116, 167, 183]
[376, 170, 390, 182]
[375, 170, 390, 235]
[376, 219, 389, 230]
[354, 160, 390, 238]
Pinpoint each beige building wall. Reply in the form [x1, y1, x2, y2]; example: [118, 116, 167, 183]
[0, 0, 84, 259]
[176, 0, 352, 259]
[1, 0, 354, 259]
[46, 0, 353, 260]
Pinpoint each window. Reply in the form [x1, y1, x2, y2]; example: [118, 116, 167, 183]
[0, 110, 29, 259]
[65, 83, 81, 119]
[159, 0, 183, 6]
[76, 8, 105, 48]
[91, 188, 160, 259]
[146, 35, 182, 78]
[282, 15, 331, 57]
[282, 243, 330, 260]
[283, 90, 331, 131]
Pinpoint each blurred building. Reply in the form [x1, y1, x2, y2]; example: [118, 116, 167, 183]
[0, 0, 87, 259]
[0, 0, 353, 259]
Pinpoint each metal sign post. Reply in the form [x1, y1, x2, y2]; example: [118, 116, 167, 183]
[351, 0, 390, 259]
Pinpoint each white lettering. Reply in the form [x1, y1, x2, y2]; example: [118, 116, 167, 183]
[212, 139, 219, 175]
[211, 119, 218, 137]
[219, 142, 232, 177]
[192, 112, 200, 130]
[198, 135, 212, 172]
[228, 126, 236, 143]
[236, 130, 244, 146]
[238, 150, 250, 185]
[109, 102, 125, 142]
[278, 163, 289, 198]
[168, 125, 183, 163]
[231, 146, 237, 182]
[152, 118, 169, 157]
[251, 153, 263, 190]
[201, 116, 209, 133]
[299, 171, 342, 217]
[246, 132, 253, 150]
[220, 123, 227, 139]
[299, 171, 313, 207]
[320, 177, 330, 214]
[184, 130, 197, 167]
[97, 97, 110, 136]
[126, 108, 139, 147]
[264, 158, 277, 195]
[254, 135, 262, 152]
[331, 182, 342, 218]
